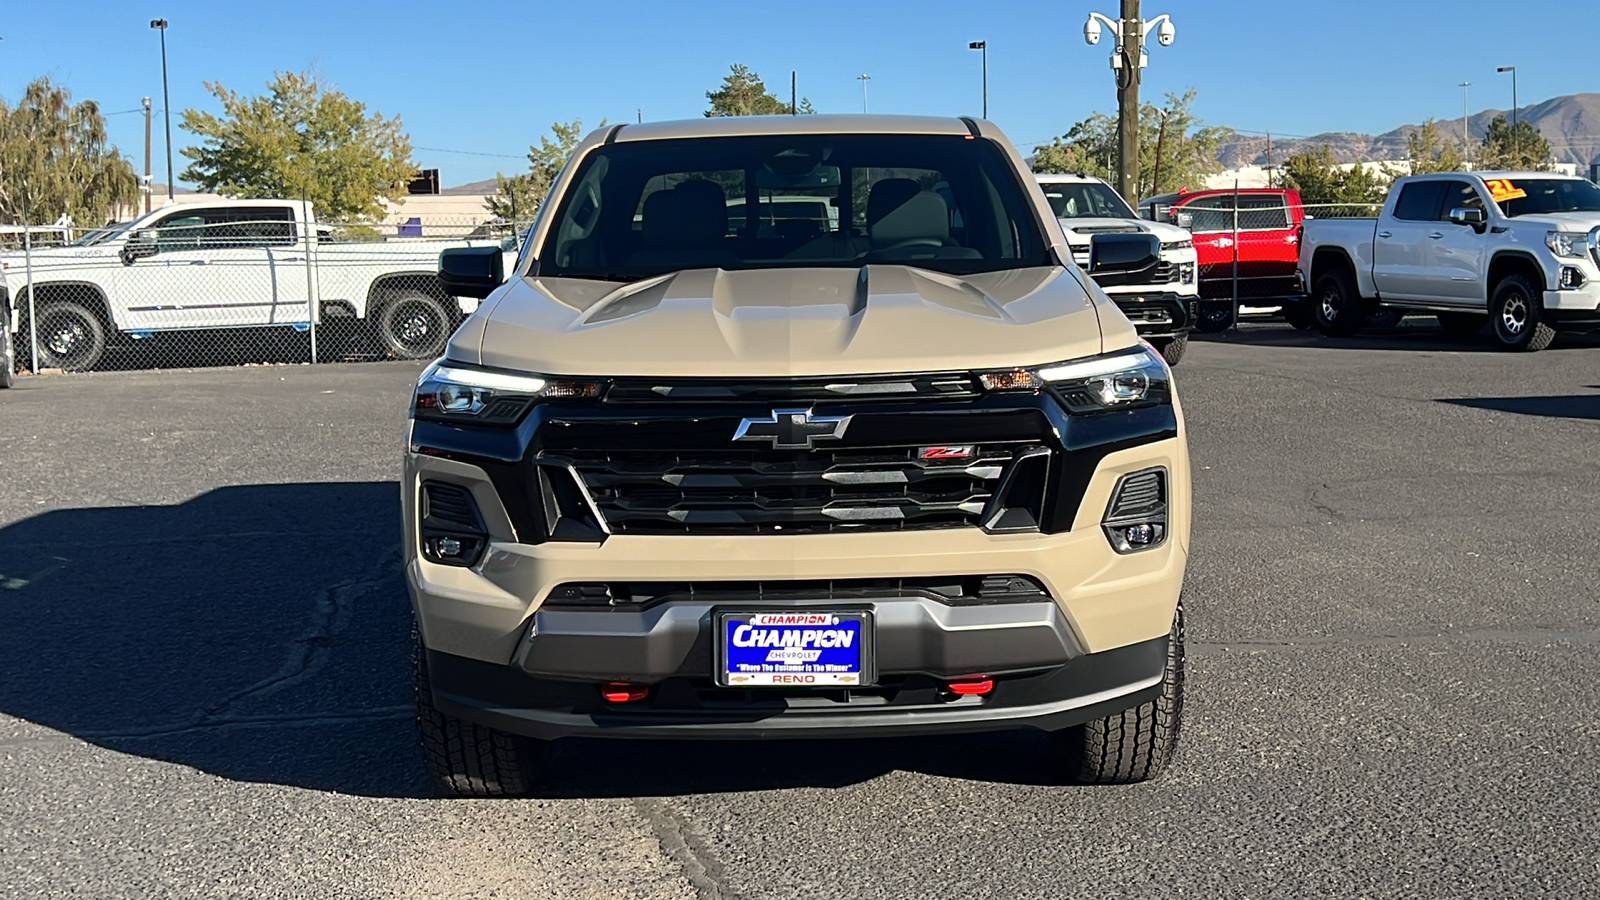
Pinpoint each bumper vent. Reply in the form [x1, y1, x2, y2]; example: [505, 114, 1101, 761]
[547, 444, 1048, 536]
[1102, 467, 1168, 553]
[420, 481, 488, 566]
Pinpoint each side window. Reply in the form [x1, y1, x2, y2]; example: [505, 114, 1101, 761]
[1392, 182, 1448, 221]
[1175, 196, 1233, 234]
[153, 214, 205, 252]
[203, 207, 296, 248]
[1438, 181, 1484, 218]
[1236, 194, 1291, 230]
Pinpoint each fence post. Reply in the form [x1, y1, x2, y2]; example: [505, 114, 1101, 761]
[303, 195, 318, 364]
[1230, 180, 1240, 334]
[20, 192, 40, 374]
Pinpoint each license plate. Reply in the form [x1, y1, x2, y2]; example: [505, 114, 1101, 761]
[717, 610, 872, 687]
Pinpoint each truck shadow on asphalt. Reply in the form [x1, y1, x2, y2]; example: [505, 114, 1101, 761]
[1440, 390, 1600, 421]
[0, 483, 1072, 798]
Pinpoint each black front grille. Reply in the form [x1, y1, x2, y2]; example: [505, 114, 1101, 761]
[604, 373, 979, 404]
[1090, 258, 1179, 288]
[546, 443, 1041, 535]
[542, 574, 1052, 609]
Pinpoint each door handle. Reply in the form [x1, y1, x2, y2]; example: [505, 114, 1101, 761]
[1428, 232, 1444, 239]
[281, 257, 306, 262]
[1377, 230, 1392, 238]
[188, 260, 208, 265]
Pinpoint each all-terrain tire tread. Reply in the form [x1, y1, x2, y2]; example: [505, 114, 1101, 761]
[415, 630, 538, 797]
[1066, 599, 1185, 785]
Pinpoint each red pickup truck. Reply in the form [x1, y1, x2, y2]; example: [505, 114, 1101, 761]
[1140, 187, 1310, 331]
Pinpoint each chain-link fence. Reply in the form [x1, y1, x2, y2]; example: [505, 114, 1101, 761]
[3, 206, 528, 377]
[1135, 191, 1387, 332]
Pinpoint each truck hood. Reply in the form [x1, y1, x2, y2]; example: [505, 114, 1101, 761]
[1057, 217, 1191, 247]
[461, 265, 1109, 377]
[1508, 212, 1600, 232]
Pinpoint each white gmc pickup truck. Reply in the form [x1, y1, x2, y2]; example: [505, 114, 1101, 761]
[1299, 171, 1600, 350]
[1, 198, 513, 371]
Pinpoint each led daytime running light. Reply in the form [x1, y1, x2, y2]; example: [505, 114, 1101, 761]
[429, 364, 548, 394]
[1036, 349, 1156, 382]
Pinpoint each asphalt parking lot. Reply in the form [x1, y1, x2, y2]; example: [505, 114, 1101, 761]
[2, 322, 1598, 899]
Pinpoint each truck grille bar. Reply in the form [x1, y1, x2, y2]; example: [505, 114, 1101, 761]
[544, 443, 1045, 535]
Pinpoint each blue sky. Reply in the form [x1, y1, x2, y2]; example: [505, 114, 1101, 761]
[2, 0, 1590, 188]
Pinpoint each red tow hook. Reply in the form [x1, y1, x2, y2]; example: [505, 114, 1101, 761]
[944, 678, 994, 697]
[599, 682, 650, 703]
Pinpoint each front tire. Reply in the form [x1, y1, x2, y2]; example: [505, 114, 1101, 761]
[377, 292, 452, 360]
[34, 301, 107, 371]
[1150, 335, 1187, 366]
[1312, 268, 1362, 337]
[1054, 599, 1185, 785]
[416, 632, 545, 797]
[1489, 275, 1556, 351]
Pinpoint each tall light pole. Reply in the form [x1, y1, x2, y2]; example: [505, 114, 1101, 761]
[1084, 2, 1175, 204]
[151, 19, 174, 202]
[1496, 65, 1517, 165]
[857, 74, 871, 114]
[968, 41, 987, 119]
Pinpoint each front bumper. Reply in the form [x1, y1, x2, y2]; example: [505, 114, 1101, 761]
[1544, 287, 1600, 331]
[1102, 291, 1199, 338]
[426, 630, 1168, 741]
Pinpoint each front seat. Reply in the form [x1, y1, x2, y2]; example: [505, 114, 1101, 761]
[627, 180, 741, 270]
[864, 191, 981, 263]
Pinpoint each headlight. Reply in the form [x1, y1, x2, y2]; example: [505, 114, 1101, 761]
[1161, 239, 1193, 251]
[1546, 231, 1588, 258]
[978, 344, 1171, 413]
[412, 360, 600, 423]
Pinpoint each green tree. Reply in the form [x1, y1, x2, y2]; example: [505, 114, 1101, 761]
[1402, 119, 1466, 174]
[705, 64, 813, 116]
[1281, 145, 1389, 208]
[0, 77, 139, 228]
[1033, 91, 1229, 197]
[486, 117, 604, 221]
[179, 70, 416, 222]
[1477, 114, 1552, 170]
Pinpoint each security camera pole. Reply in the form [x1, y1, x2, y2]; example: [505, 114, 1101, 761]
[1084, 1, 1175, 205]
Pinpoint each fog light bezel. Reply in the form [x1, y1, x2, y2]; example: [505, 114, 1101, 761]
[1101, 466, 1169, 554]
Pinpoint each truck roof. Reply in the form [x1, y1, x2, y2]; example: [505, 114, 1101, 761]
[1398, 170, 1582, 182]
[609, 114, 990, 142]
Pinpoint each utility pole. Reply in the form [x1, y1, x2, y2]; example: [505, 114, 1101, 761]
[151, 19, 174, 202]
[1151, 107, 1169, 194]
[1116, 0, 1140, 203]
[791, 71, 797, 115]
[1459, 81, 1471, 167]
[143, 97, 153, 214]
[857, 74, 871, 113]
[1265, 132, 1274, 187]
[968, 41, 987, 118]
[1084, 4, 1174, 206]
[1497, 65, 1517, 165]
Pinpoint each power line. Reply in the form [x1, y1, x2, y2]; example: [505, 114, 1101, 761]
[413, 145, 526, 159]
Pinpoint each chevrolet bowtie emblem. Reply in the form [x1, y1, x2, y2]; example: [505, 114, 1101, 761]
[733, 408, 852, 450]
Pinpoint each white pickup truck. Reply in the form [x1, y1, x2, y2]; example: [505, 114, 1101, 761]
[1, 198, 514, 371]
[1299, 171, 1600, 350]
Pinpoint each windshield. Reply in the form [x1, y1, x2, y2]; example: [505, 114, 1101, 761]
[69, 220, 136, 246]
[1038, 180, 1135, 220]
[536, 134, 1052, 280]
[1490, 178, 1600, 217]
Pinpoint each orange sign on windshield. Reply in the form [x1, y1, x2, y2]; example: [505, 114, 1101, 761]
[1484, 179, 1527, 203]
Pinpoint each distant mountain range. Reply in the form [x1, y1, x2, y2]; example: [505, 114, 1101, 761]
[1216, 92, 1600, 168]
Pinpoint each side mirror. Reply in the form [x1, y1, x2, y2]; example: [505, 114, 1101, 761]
[1088, 232, 1160, 277]
[1174, 211, 1194, 229]
[439, 246, 507, 299]
[120, 230, 157, 265]
[1449, 207, 1486, 230]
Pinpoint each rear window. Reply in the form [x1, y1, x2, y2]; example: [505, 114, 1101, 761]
[536, 134, 1052, 280]
[1177, 193, 1291, 232]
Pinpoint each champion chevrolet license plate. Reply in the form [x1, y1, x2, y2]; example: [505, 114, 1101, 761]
[718, 610, 872, 687]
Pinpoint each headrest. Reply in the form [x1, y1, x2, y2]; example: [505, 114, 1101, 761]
[641, 180, 727, 248]
[869, 191, 950, 249]
[866, 178, 922, 227]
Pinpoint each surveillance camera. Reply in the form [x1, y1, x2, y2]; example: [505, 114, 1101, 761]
[1156, 20, 1175, 46]
[1084, 17, 1101, 45]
